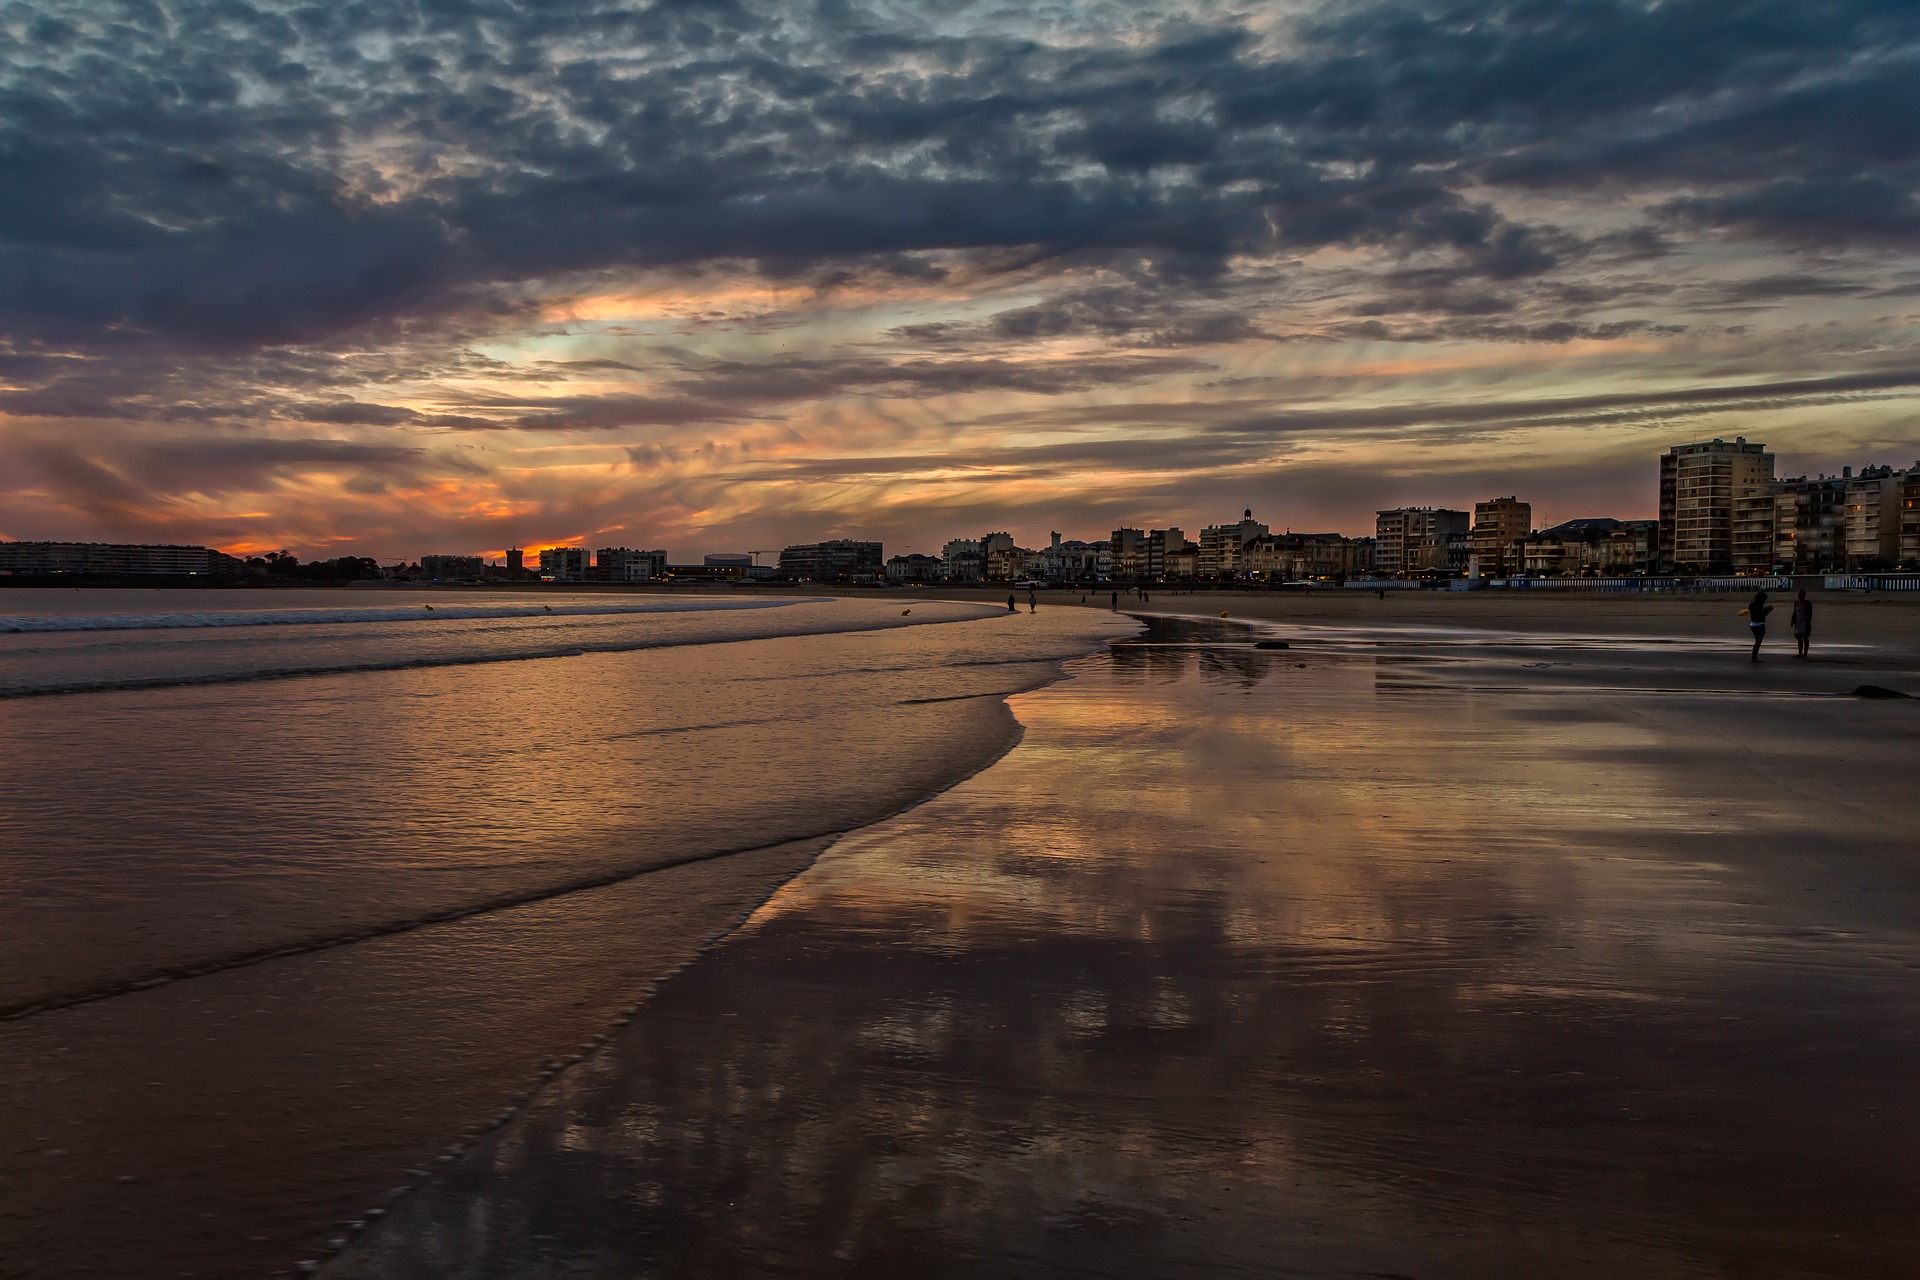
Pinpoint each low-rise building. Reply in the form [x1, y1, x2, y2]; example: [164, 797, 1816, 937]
[885, 553, 943, 582]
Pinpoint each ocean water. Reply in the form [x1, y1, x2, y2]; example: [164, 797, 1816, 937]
[0, 589, 1130, 1278]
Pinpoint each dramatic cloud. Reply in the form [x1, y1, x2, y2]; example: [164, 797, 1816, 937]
[1, 0, 1917, 555]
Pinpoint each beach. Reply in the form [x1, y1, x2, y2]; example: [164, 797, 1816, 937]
[5, 589, 1918, 1277]
[0, 593, 1127, 1278]
[326, 602, 1920, 1279]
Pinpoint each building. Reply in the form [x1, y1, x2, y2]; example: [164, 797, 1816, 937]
[419, 554, 485, 580]
[0, 541, 242, 577]
[1243, 532, 1353, 581]
[1903, 470, 1920, 568]
[778, 539, 883, 581]
[1773, 475, 1851, 573]
[1844, 464, 1909, 571]
[1519, 518, 1622, 577]
[1039, 533, 1103, 582]
[595, 547, 667, 581]
[1599, 520, 1660, 576]
[1109, 528, 1145, 579]
[978, 532, 1023, 581]
[1659, 437, 1774, 573]
[1197, 510, 1270, 578]
[885, 553, 943, 582]
[538, 546, 589, 581]
[1375, 508, 1470, 575]
[1471, 497, 1531, 577]
[941, 538, 984, 581]
[704, 553, 754, 571]
[506, 547, 525, 576]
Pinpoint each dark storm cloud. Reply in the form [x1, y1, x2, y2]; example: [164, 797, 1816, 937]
[3, 0, 1917, 365]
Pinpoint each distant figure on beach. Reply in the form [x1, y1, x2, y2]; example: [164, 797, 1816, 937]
[1791, 590, 1814, 659]
[1007, 593, 1017, 613]
[1376, 589, 1386, 600]
[1744, 590, 1773, 662]
[1027, 588, 1037, 613]
[1110, 590, 1118, 611]
[1140, 588, 1150, 604]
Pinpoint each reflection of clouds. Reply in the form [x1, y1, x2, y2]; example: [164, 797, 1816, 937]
[338, 639, 1920, 1280]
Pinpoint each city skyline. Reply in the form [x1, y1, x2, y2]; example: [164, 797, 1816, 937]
[3, 1, 1919, 560]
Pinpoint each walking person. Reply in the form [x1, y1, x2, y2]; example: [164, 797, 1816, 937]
[1744, 590, 1773, 662]
[1791, 589, 1814, 659]
[1027, 587, 1037, 613]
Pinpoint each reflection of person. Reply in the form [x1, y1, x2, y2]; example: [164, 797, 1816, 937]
[1791, 589, 1814, 659]
[1745, 590, 1773, 662]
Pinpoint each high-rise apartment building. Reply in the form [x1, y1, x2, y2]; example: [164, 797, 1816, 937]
[1902, 470, 1920, 568]
[596, 547, 667, 581]
[1470, 497, 1531, 576]
[1772, 475, 1850, 573]
[538, 546, 589, 581]
[1658, 438, 1774, 573]
[1845, 465, 1909, 570]
[1375, 508, 1470, 575]
[778, 539, 884, 581]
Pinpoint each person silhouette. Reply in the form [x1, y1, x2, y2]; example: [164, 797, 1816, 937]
[1745, 590, 1773, 662]
[1790, 589, 1814, 659]
[1110, 590, 1119, 611]
[1027, 588, 1037, 613]
[1006, 593, 1017, 613]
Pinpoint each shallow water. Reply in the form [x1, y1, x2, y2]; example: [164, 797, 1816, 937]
[0, 592, 1127, 1279]
[334, 617, 1920, 1280]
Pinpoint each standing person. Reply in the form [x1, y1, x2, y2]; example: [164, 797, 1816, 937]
[1745, 590, 1773, 662]
[1027, 587, 1037, 613]
[1791, 589, 1814, 659]
[1006, 593, 1017, 613]
[1110, 589, 1119, 611]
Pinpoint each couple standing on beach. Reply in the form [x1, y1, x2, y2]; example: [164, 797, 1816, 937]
[1746, 589, 1814, 662]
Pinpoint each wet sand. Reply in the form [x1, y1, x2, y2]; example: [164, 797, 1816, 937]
[330, 615, 1920, 1279]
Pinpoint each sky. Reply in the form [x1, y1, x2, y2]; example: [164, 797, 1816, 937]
[2, 0, 1919, 562]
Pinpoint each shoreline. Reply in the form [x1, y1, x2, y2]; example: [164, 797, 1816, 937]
[0, 602, 1130, 1280]
[327, 613, 1920, 1280]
